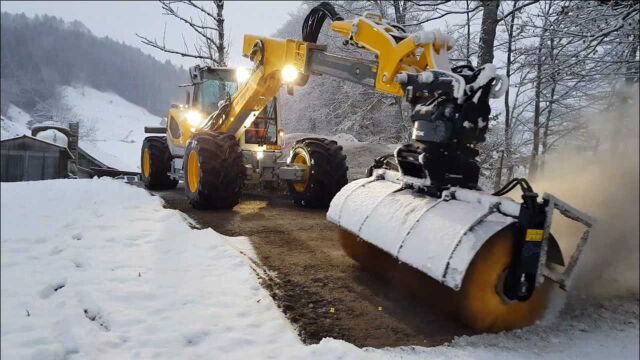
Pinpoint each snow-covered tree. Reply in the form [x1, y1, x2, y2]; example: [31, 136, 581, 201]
[138, 1, 229, 66]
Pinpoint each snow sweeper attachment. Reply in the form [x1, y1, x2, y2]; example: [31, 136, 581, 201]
[299, 3, 598, 332]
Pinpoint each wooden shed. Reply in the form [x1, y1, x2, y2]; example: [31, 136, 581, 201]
[0, 135, 74, 182]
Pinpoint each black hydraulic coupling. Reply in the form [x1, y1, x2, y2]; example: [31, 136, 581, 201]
[503, 191, 548, 301]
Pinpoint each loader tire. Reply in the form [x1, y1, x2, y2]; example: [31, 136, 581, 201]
[183, 131, 245, 210]
[287, 138, 348, 208]
[141, 136, 178, 190]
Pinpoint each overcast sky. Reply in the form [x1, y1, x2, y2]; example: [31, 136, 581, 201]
[1, 1, 302, 68]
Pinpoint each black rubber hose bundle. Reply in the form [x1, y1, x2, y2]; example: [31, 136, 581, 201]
[302, 2, 343, 43]
[492, 177, 534, 197]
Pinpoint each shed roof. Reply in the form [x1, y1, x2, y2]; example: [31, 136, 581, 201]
[78, 146, 112, 169]
[1, 135, 74, 158]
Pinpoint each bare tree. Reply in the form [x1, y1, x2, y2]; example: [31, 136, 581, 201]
[137, 1, 228, 66]
[493, 0, 519, 190]
[477, 0, 500, 65]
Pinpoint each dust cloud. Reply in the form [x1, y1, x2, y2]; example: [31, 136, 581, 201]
[533, 85, 639, 298]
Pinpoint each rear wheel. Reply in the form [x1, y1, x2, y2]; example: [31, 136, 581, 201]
[287, 138, 348, 208]
[183, 132, 245, 209]
[140, 136, 178, 190]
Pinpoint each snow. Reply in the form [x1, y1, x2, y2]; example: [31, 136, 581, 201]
[2, 180, 638, 359]
[1, 105, 32, 140]
[1, 87, 162, 172]
[62, 85, 163, 172]
[35, 129, 69, 147]
[7, 104, 33, 127]
[466, 63, 496, 94]
[1, 179, 304, 359]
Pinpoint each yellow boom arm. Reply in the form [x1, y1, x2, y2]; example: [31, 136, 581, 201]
[209, 10, 456, 139]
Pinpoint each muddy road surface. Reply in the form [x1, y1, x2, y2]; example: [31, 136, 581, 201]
[156, 185, 472, 348]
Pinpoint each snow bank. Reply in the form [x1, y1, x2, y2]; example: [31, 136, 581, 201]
[0, 180, 385, 359]
[1, 180, 637, 359]
[0, 179, 303, 359]
[62, 85, 163, 172]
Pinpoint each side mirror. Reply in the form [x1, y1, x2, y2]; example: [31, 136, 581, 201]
[160, 117, 167, 126]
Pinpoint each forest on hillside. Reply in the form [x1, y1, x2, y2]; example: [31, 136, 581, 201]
[0, 12, 187, 117]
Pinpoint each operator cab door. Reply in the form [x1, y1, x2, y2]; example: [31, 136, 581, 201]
[240, 97, 283, 183]
[239, 97, 282, 151]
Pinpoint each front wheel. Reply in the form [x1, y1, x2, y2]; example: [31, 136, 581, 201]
[140, 136, 178, 190]
[287, 138, 348, 208]
[183, 131, 245, 210]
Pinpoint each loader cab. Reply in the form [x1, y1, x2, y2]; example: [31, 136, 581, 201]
[192, 66, 284, 147]
[190, 67, 239, 114]
[166, 65, 284, 163]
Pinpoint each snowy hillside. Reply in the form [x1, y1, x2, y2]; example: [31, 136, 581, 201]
[1, 87, 163, 172]
[0, 105, 32, 140]
[62, 86, 163, 172]
[1, 179, 638, 359]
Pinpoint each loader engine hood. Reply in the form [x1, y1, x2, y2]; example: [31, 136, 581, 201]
[327, 169, 519, 290]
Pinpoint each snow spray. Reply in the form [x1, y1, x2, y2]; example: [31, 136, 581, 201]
[533, 85, 639, 299]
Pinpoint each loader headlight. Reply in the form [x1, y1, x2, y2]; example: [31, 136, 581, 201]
[236, 66, 250, 83]
[281, 65, 299, 83]
[185, 110, 204, 127]
[256, 145, 265, 160]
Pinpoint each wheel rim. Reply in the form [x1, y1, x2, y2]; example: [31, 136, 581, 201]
[292, 150, 309, 193]
[142, 148, 151, 178]
[187, 150, 200, 193]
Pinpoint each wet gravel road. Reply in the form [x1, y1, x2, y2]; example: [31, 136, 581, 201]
[153, 185, 472, 348]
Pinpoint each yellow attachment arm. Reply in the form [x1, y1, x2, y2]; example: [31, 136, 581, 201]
[213, 35, 310, 137]
[331, 16, 455, 96]
[212, 17, 456, 138]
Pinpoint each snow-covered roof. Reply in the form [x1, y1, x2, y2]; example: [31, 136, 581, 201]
[77, 146, 111, 169]
[0, 134, 74, 159]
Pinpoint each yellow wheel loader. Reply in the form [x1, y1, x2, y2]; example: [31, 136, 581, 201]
[141, 65, 348, 209]
[142, 2, 595, 332]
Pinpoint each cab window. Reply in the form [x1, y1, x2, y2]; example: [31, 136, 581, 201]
[245, 99, 278, 145]
[194, 79, 238, 115]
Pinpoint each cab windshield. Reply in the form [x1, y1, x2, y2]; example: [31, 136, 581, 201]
[194, 70, 239, 115]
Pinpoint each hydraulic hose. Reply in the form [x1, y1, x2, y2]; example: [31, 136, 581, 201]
[302, 2, 343, 43]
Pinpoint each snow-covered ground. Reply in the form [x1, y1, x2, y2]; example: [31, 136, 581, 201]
[62, 86, 162, 172]
[1, 179, 638, 359]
